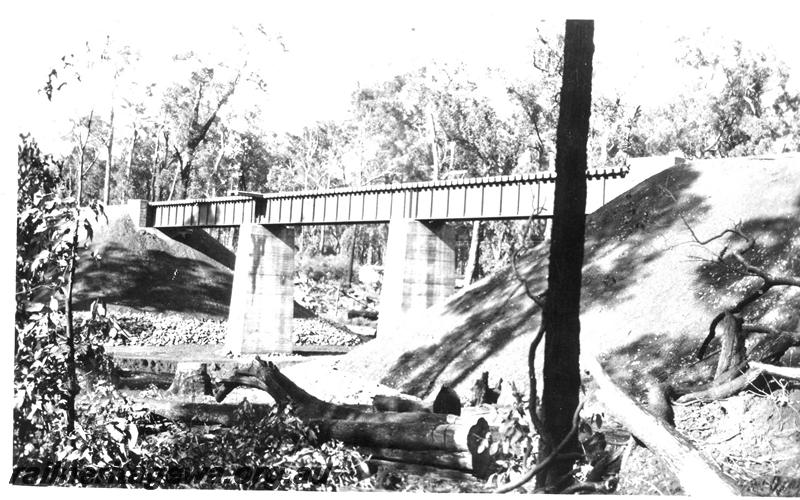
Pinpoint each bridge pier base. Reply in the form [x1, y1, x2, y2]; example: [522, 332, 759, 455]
[226, 223, 294, 355]
[378, 219, 456, 336]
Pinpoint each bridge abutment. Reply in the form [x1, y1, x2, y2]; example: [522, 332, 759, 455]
[226, 223, 294, 354]
[378, 219, 456, 336]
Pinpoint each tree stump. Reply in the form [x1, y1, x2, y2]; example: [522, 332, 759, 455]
[433, 386, 461, 416]
[169, 362, 212, 396]
[469, 372, 502, 406]
[714, 312, 745, 383]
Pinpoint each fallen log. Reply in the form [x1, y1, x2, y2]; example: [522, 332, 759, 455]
[136, 398, 473, 427]
[213, 357, 371, 420]
[749, 361, 800, 380]
[584, 356, 740, 496]
[372, 395, 430, 413]
[213, 357, 498, 474]
[131, 399, 272, 426]
[359, 447, 473, 471]
[313, 418, 489, 453]
[676, 366, 767, 404]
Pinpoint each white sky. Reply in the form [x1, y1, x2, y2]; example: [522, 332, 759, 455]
[5, 0, 800, 154]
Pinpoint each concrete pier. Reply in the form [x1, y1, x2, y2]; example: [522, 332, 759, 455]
[226, 224, 294, 354]
[378, 219, 456, 336]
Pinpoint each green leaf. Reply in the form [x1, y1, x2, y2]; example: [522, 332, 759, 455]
[128, 422, 139, 445]
[106, 423, 125, 442]
[25, 302, 45, 313]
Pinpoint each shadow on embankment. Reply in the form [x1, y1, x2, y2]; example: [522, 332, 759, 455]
[378, 163, 710, 397]
[75, 243, 233, 317]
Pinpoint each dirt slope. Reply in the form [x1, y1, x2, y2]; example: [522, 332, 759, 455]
[287, 153, 800, 401]
[75, 207, 234, 317]
[74, 208, 315, 319]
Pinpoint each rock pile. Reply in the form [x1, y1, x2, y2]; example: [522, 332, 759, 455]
[293, 317, 365, 347]
[76, 311, 368, 347]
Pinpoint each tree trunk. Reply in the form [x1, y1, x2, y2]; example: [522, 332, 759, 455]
[125, 123, 137, 200]
[536, 20, 594, 488]
[64, 217, 81, 432]
[429, 110, 440, 179]
[348, 226, 359, 284]
[464, 221, 481, 284]
[103, 107, 114, 205]
[209, 130, 226, 197]
[714, 312, 745, 382]
[76, 110, 94, 206]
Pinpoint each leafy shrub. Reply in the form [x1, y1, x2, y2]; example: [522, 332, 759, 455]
[15, 135, 80, 455]
[13, 389, 370, 490]
[484, 387, 539, 488]
[14, 135, 105, 461]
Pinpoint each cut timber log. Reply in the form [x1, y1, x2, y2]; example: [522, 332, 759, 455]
[212, 357, 498, 475]
[584, 356, 740, 496]
[136, 398, 471, 427]
[313, 418, 489, 453]
[372, 395, 430, 413]
[360, 447, 473, 471]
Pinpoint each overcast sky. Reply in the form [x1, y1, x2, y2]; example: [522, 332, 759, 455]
[7, 0, 800, 152]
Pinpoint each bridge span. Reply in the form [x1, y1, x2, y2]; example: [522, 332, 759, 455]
[145, 166, 628, 228]
[125, 166, 632, 355]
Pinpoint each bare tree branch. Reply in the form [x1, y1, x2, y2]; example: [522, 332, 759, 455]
[665, 205, 800, 359]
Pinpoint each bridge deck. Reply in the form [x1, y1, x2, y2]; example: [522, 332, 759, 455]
[146, 166, 628, 228]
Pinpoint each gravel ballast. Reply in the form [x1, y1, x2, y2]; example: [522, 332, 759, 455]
[76, 311, 369, 347]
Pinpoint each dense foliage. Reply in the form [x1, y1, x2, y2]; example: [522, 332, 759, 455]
[14, 135, 369, 489]
[13, 378, 368, 489]
[15, 135, 101, 455]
